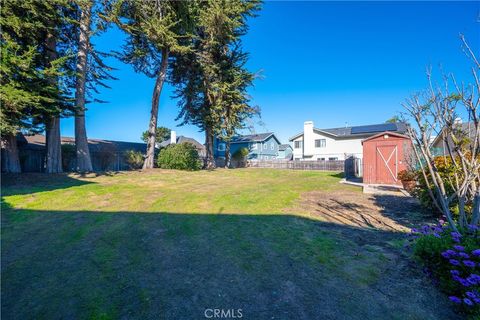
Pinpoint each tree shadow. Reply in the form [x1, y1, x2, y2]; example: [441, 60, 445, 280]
[1, 208, 459, 320]
[370, 194, 437, 227]
[1, 173, 95, 197]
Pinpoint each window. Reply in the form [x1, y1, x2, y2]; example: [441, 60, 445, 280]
[294, 141, 302, 149]
[218, 143, 225, 151]
[315, 139, 326, 148]
[270, 143, 274, 150]
[264, 143, 268, 150]
[318, 157, 325, 161]
[251, 143, 257, 150]
[328, 157, 338, 161]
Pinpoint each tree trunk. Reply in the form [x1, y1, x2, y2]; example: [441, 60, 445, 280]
[46, 116, 62, 173]
[205, 126, 216, 169]
[2, 133, 21, 173]
[74, 1, 93, 172]
[45, 32, 62, 173]
[472, 189, 480, 225]
[224, 141, 231, 168]
[143, 48, 169, 169]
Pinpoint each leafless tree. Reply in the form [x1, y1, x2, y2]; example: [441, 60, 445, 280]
[402, 35, 480, 232]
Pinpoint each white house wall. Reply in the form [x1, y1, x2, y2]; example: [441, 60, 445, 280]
[292, 131, 364, 160]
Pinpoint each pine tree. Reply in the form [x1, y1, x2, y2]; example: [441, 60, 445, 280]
[111, 0, 194, 169]
[0, 0, 73, 173]
[172, 0, 261, 169]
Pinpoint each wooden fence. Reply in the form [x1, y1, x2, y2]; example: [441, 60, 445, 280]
[246, 160, 345, 171]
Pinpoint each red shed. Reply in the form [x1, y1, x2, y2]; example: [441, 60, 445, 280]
[362, 131, 412, 185]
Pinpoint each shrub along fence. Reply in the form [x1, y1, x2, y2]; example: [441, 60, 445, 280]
[245, 160, 345, 171]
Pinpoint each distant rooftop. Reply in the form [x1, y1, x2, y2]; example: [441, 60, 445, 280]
[278, 144, 292, 151]
[230, 132, 275, 144]
[159, 136, 206, 151]
[18, 134, 147, 153]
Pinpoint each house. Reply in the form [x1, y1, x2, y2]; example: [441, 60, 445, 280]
[277, 144, 293, 160]
[2, 133, 148, 172]
[214, 132, 282, 160]
[289, 121, 408, 161]
[431, 121, 476, 156]
[159, 131, 206, 157]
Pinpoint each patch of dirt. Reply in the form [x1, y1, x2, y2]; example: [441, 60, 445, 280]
[287, 189, 431, 233]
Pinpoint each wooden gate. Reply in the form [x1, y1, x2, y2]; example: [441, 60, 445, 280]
[376, 145, 397, 184]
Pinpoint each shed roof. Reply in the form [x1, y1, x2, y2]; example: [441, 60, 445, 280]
[361, 131, 410, 144]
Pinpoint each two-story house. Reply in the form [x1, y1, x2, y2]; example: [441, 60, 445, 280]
[289, 121, 408, 160]
[214, 133, 282, 160]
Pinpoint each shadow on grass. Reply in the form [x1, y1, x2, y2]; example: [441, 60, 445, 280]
[1, 208, 459, 320]
[1, 173, 95, 197]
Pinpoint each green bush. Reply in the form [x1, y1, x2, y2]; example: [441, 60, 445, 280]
[124, 150, 144, 170]
[232, 147, 249, 161]
[156, 143, 202, 171]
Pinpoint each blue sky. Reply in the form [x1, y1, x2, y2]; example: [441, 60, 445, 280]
[61, 1, 479, 145]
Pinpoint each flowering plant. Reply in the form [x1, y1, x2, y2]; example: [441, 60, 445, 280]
[410, 220, 480, 316]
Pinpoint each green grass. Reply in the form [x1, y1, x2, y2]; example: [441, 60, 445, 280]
[3, 169, 350, 214]
[1, 169, 457, 319]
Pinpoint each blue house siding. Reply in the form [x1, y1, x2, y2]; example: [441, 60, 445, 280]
[277, 145, 293, 159]
[214, 133, 281, 160]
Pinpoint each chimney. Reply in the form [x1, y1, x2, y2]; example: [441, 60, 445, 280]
[303, 121, 314, 156]
[170, 130, 177, 144]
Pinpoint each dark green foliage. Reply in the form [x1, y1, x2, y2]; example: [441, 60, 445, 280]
[172, 0, 261, 165]
[156, 143, 201, 171]
[141, 126, 171, 144]
[124, 150, 143, 169]
[232, 147, 249, 160]
[0, 0, 73, 137]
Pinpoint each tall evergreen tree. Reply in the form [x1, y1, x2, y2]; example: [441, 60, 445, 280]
[0, 0, 72, 173]
[172, 0, 260, 169]
[111, 0, 194, 169]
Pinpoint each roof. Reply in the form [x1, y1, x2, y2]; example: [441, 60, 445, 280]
[361, 131, 410, 144]
[159, 136, 206, 150]
[278, 144, 292, 151]
[230, 132, 275, 144]
[431, 122, 476, 147]
[289, 122, 408, 141]
[18, 134, 147, 153]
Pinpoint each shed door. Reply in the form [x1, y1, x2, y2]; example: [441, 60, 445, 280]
[376, 145, 398, 184]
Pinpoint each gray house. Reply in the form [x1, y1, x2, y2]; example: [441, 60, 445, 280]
[159, 131, 206, 157]
[277, 144, 293, 160]
[214, 133, 282, 160]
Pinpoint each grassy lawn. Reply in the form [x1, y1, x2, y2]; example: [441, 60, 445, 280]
[1, 169, 457, 319]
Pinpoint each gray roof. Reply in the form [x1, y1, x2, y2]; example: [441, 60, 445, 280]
[278, 144, 292, 151]
[432, 122, 477, 146]
[230, 132, 276, 144]
[18, 134, 147, 153]
[159, 136, 206, 151]
[289, 122, 408, 141]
